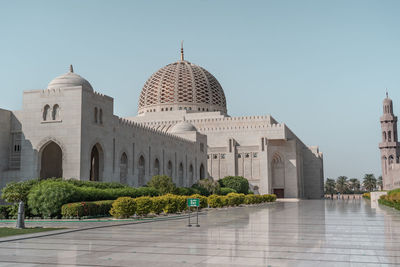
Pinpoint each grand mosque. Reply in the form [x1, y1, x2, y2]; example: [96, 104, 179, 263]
[0, 47, 324, 198]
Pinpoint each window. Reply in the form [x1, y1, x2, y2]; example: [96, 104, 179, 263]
[52, 104, 59, 120]
[238, 154, 242, 158]
[221, 154, 226, 159]
[389, 131, 392, 142]
[207, 155, 210, 159]
[99, 109, 103, 124]
[94, 107, 98, 123]
[245, 153, 250, 158]
[213, 154, 218, 159]
[253, 152, 258, 158]
[43, 105, 50, 121]
[9, 132, 21, 169]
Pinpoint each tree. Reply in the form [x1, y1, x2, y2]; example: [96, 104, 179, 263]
[377, 176, 383, 191]
[348, 178, 360, 194]
[218, 176, 249, 194]
[335, 176, 348, 195]
[363, 174, 377, 192]
[197, 178, 221, 195]
[324, 178, 336, 198]
[147, 175, 176, 195]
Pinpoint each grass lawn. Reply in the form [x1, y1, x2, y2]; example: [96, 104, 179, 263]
[0, 227, 64, 238]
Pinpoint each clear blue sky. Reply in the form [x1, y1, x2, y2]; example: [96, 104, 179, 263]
[1, 0, 399, 180]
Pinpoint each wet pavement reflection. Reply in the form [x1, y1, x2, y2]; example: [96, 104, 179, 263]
[0, 199, 400, 266]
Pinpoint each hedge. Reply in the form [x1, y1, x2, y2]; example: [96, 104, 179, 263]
[0, 205, 13, 219]
[218, 176, 249, 194]
[218, 187, 237, 195]
[61, 200, 114, 218]
[27, 180, 160, 218]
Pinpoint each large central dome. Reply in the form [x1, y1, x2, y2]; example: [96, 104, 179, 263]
[138, 50, 227, 115]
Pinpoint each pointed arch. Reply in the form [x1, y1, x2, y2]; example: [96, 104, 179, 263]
[43, 105, 50, 121]
[167, 160, 173, 178]
[178, 162, 184, 186]
[120, 152, 128, 184]
[138, 155, 145, 186]
[199, 163, 205, 179]
[90, 143, 104, 181]
[188, 164, 194, 186]
[271, 152, 285, 198]
[39, 141, 63, 179]
[154, 158, 160, 176]
[52, 104, 60, 120]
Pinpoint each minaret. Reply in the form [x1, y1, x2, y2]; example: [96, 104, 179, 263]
[379, 92, 399, 189]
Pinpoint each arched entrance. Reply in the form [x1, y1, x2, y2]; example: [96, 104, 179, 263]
[178, 163, 184, 186]
[120, 153, 128, 184]
[199, 164, 205, 179]
[154, 158, 160, 176]
[138, 155, 145, 186]
[90, 144, 103, 181]
[40, 141, 63, 179]
[271, 153, 285, 198]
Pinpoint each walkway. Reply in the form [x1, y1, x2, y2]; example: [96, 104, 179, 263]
[0, 199, 400, 266]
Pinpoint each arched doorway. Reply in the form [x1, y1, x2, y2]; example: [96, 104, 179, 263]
[90, 144, 103, 181]
[138, 156, 145, 186]
[154, 158, 160, 176]
[271, 153, 285, 198]
[40, 141, 63, 179]
[178, 163, 184, 186]
[199, 164, 205, 179]
[167, 161, 173, 178]
[120, 153, 128, 184]
[189, 164, 194, 186]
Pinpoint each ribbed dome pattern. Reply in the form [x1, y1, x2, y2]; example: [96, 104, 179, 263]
[138, 60, 226, 114]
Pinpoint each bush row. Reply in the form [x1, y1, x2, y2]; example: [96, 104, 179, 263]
[61, 200, 114, 218]
[61, 193, 277, 218]
[0, 205, 14, 219]
[362, 192, 370, 199]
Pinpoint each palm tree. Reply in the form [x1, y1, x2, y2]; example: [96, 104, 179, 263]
[377, 176, 383, 191]
[348, 178, 360, 194]
[324, 178, 336, 198]
[336, 176, 348, 195]
[363, 174, 377, 192]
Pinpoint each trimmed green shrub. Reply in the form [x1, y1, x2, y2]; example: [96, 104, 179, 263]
[218, 176, 249, 194]
[151, 196, 164, 214]
[226, 193, 246, 206]
[64, 179, 127, 189]
[161, 194, 179, 214]
[147, 175, 176, 195]
[110, 197, 136, 218]
[219, 187, 237, 195]
[176, 196, 188, 212]
[28, 181, 80, 218]
[61, 200, 114, 218]
[135, 196, 153, 216]
[208, 195, 224, 208]
[244, 194, 257, 204]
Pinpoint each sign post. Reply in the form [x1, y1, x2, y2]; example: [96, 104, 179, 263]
[187, 198, 200, 227]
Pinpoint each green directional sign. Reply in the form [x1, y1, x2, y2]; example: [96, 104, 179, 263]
[187, 198, 200, 207]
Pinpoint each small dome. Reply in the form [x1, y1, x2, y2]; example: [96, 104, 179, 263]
[169, 121, 197, 133]
[48, 65, 93, 91]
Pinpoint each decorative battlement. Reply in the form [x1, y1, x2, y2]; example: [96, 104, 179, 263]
[93, 90, 113, 101]
[118, 117, 195, 144]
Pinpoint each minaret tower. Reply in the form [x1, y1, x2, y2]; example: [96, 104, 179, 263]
[379, 92, 399, 189]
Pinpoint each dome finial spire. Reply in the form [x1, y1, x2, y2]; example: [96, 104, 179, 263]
[69, 64, 74, 73]
[386, 88, 389, 98]
[180, 41, 184, 61]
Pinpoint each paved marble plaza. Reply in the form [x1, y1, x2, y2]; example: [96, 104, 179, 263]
[1, 199, 400, 266]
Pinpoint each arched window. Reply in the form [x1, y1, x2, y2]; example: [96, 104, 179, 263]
[94, 107, 98, 123]
[178, 163, 184, 186]
[43, 105, 50, 121]
[99, 109, 103, 124]
[383, 156, 388, 174]
[138, 156, 145, 186]
[199, 164, 205, 179]
[389, 131, 392, 142]
[120, 153, 128, 184]
[154, 158, 160, 176]
[52, 104, 59, 120]
[167, 161, 173, 178]
[383, 132, 387, 141]
[389, 155, 394, 165]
